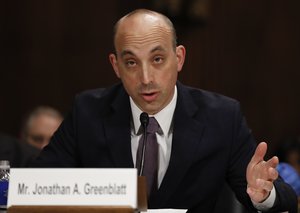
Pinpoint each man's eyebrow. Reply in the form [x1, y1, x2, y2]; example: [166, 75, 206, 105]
[151, 45, 166, 53]
[120, 50, 135, 58]
[119, 46, 165, 58]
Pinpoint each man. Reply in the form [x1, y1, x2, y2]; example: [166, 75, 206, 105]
[0, 132, 39, 167]
[33, 9, 297, 212]
[20, 106, 63, 150]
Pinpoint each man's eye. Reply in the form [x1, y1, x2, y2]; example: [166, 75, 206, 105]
[154, 56, 163, 64]
[126, 60, 136, 67]
[30, 135, 45, 144]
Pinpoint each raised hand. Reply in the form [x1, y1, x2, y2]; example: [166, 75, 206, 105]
[246, 142, 279, 203]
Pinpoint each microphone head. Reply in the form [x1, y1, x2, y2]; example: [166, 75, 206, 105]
[140, 112, 149, 127]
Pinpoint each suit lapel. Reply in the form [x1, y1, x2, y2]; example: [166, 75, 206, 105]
[150, 83, 206, 207]
[103, 86, 134, 168]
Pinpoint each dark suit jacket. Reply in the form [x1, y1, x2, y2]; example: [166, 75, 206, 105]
[34, 82, 297, 212]
[0, 133, 39, 167]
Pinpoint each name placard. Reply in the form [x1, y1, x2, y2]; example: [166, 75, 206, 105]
[7, 168, 137, 208]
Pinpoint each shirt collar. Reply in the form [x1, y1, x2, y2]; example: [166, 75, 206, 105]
[130, 86, 177, 136]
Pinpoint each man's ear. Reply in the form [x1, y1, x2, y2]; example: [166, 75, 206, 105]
[176, 45, 186, 72]
[109, 53, 120, 78]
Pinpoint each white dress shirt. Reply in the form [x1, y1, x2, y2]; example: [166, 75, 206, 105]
[130, 86, 177, 187]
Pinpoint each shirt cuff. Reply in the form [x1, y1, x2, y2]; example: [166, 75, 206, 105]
[252, 186, 276, 211]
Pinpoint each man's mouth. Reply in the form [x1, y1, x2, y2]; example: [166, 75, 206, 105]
[141, 91, 158, 102]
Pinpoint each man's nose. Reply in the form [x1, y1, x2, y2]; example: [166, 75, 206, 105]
[140, 64, 152, 84]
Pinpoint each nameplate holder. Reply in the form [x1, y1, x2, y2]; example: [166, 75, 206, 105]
[7, 168, 137, 208]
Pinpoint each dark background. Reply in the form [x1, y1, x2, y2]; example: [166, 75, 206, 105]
[1, 0, 300, 155]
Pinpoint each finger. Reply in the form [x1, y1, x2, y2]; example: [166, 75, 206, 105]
[247, 186, 269, 203]
[247, 186, 256, 198]
[251, 142, 267, 165]
[265, 156, 279, 169]
[250, 178, 274, 191]
[256, 179, 274, 192]
[268, 167, 278, 180]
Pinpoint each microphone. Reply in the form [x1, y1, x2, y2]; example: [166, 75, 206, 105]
[138, 112, 149, 176]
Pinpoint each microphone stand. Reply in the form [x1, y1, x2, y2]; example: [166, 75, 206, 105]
[137, 112, 150, 212]
[138, 112, 149, 176]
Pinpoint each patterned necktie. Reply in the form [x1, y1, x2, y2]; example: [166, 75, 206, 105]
[136, 117, 159, 198]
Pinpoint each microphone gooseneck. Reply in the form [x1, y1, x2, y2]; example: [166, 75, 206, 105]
[138, 112, 149, 176]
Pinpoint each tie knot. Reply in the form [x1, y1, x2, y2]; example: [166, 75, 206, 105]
[147, 117, 159, 134]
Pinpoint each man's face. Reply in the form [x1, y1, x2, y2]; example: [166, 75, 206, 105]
[110, 13, 185, 115]
[26, 114, 61, 149]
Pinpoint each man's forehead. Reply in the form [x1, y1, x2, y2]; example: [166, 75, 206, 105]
[114, 11, 175, 54]
[115, 25, 172, 54]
